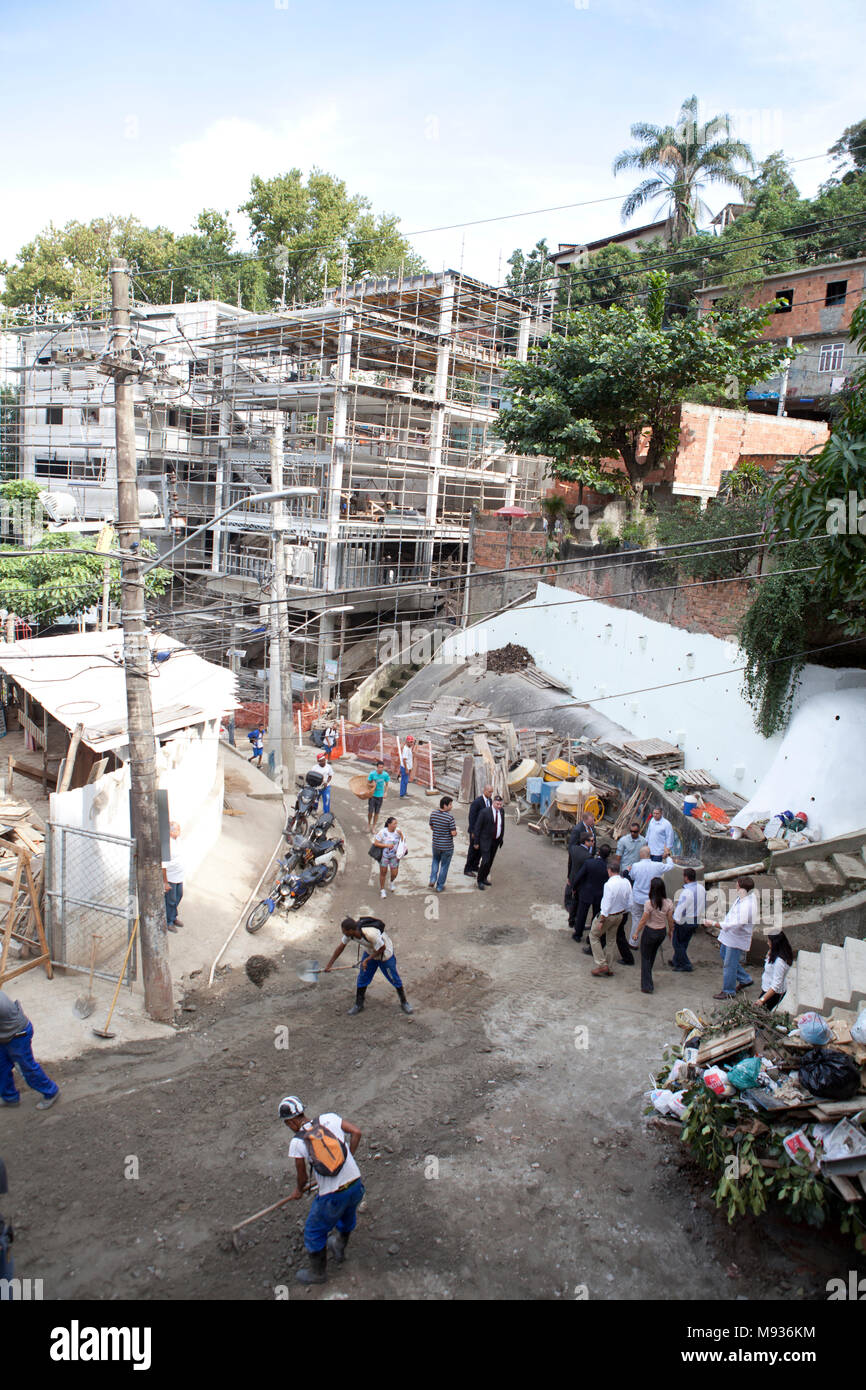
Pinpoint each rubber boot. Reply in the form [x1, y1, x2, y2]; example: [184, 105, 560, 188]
[348, 988, 366, 1016]
[327, 1230, 350, 1264]
[295, 1247, 327, 1285]
[397, 987, 413, 1015]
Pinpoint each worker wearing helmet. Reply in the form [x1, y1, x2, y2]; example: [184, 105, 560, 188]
[279, 1095, 364, 1285]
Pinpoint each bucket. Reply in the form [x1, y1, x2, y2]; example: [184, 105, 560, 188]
[683, 797, 697, 817]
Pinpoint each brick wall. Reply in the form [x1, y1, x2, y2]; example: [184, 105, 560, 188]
[552, 552, 753, 639]
[672, 403, 829, 498]
[696, 261, 866, 340]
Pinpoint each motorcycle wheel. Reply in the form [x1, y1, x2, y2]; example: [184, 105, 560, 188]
[320, 860, 338, 885]
[246, 900, 271, 934]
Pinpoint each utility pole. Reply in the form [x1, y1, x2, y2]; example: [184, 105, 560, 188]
[267, 425, 295, 790]
[776, 335, 793, 418]
[107, 258, 173, 1024]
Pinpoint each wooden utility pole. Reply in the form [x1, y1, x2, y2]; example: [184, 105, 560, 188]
[107, 258, 173, 1023]
[267, 426, 295, 791]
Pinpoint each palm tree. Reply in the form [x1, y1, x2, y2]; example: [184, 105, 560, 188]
[612, 96, 754, 243]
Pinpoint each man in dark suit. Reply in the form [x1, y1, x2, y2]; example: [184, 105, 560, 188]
[476, 795, 505, 890]
[565, 836, 591, 932]
[572, 844, 634, 963]
[464, 783, 493, 877]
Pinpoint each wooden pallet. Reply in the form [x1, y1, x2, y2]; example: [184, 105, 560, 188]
[622, 738, 685, 766]
[679, 768, 720, 790]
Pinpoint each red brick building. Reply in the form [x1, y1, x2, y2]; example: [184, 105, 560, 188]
[696, 257, 866, 419]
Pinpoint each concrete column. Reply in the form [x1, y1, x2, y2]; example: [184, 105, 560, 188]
[211, 346, 233, 573]
[517, 311, 531, 362]
[325, 311, 354, 592]
[424, 277, 455, 574]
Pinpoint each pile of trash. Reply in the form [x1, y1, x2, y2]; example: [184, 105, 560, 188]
[485, 643, 533, 674]
[731, 809, 821, 849]
[646, 999, 866, 1247]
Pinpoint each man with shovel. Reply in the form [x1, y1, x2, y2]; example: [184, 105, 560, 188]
[323, 916, 413, 1016]
[280, 1095, 364, 1285]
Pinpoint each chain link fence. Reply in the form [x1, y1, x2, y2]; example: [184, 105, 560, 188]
[45, 824, 137, 985]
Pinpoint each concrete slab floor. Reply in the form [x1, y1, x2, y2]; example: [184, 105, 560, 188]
[1, 753, 855, 1301]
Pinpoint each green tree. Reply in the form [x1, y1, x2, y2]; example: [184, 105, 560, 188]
[505, 240, 553, 297]
[2, 217, 180, 319]
[494, 274, 792, 495]
[612, 95, 754, 243]
[166, 209, 268, 310]
[240, 168, 425, 306]
[0, 533, 171, 623]
[826, 118, 866, 180]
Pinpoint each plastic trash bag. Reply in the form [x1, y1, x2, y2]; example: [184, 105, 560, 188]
[727, 1056, 763, 1091]
[798, 1048, 861, 1101]
[852, 1009, 866, 1046]
[798, 1012, 833, 1045]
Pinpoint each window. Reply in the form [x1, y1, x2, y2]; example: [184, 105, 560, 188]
[46, 406, 63, 424]
[167, 409, 179, 428]
[825, 280, 847, 307]
[82, 406, 100, 424]
[818, 343, 845, 373]
[773, 289, 794, 313]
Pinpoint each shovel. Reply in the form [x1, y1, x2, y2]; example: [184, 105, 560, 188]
[73, 934, 100, 1019]
[92, 918, 139, 1040]
[296, 958, 357, 984]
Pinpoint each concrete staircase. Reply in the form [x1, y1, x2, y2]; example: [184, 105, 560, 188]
[781, 936, 866, 1015]
[359, 663, 423, 721]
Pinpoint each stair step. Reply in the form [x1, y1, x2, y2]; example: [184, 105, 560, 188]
[820, 943, 851, 1010]
[832, 852, 866, 884]
[844, 937, 866, 1008]
[792, 950, 824, 1012]
[803, 859, 844, 889]
[775, 865, 816, 895]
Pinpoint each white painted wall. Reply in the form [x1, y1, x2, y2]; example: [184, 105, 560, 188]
[439, 581, 866, 799]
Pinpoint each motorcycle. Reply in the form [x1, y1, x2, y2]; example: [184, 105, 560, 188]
[283, 824, 341, 877]
[245, 836, 345, 932]
[283, 808, 335, 850]
[285, 769, 325, 837]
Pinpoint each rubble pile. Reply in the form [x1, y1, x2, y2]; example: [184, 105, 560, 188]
[647, 998, 866, 1250]
[485, 643, 533, 675]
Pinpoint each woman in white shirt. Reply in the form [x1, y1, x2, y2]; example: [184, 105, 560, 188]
[705, 875, 757, 1000]
[373, 817, 406, 899]
[757, 929, 793, 1010]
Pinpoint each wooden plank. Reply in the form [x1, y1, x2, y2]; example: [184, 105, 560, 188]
[696, 1026, 756, 1066]
[459, 754, 475, 804]
[812, 1099, 866, 1118]
[56, 722, 85, 795]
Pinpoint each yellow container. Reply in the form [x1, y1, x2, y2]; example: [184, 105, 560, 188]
[543, 759, 580, 782]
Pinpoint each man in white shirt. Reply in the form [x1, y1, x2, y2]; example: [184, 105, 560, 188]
[626, 846, 658, 948]
[646, 807, 674, 862]
[161, 821, 185, 933]
[316, 753, 333, 814]
[281, 1095, 364, 1285]
[399, 737, 414, 798]
[589, 855, 634, 977]
[671, 867, 706, 972]
[324, 916, 413, 1016]
[706, 875, 757, 999]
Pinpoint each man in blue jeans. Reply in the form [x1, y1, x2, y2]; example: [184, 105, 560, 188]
[325, 916, 413, 1016]
[281, 1096, 364, 1285]
[161, 821, 184, 933]
[707, 875, 757, 999]
[428, 795, 457, 892]
[0, 991, 60, 1110]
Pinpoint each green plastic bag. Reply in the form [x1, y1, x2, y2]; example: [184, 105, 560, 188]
[663, 774, 680, 792]
[727, 1056, 762, 1091]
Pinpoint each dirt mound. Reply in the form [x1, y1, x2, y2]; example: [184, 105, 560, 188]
[245, 954, 278, 987]
[486, 643, 532, 674]
[470, 924, 530, 947]
[414, 961, 490, 999]
[224, 769, 251, 795]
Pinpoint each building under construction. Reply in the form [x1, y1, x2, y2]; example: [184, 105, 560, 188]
[3, 271, 551, 704]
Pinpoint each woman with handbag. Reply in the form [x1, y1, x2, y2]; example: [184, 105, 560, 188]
[370, 817, 406, 899]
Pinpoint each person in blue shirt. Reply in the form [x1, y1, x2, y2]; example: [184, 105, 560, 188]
[366, 761, 390, 832]
[247, 726, 264, 768]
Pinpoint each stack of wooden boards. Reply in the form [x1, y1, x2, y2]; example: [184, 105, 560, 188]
[600, 738, 745, 833]
[389, 696, 561, 803]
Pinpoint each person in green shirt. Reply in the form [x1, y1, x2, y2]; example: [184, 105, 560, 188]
[366, 761, 390, 832]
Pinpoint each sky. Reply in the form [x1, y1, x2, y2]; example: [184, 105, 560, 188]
[2, 0, 865, 287]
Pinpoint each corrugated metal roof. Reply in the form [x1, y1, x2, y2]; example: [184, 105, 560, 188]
[0, 629, 236, 753]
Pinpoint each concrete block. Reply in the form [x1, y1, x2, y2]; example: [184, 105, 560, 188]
[803, 859, 844, 889]
[831, 853, 866, 884]
[844, 937, 866, 1008]
[776, 865, 817, 895]
[820, 943, 851, 1010]
[793, 950, 824, 1012]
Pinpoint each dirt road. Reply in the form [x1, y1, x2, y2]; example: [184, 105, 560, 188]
[1, 768, 845, 1300]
